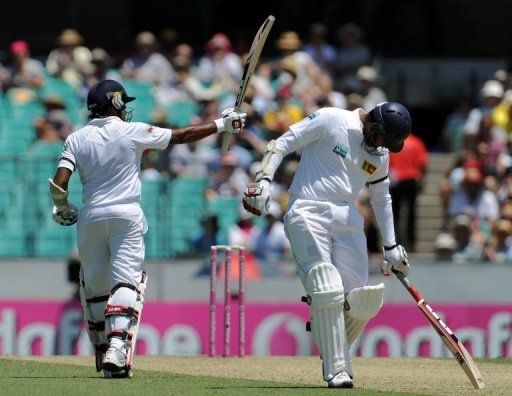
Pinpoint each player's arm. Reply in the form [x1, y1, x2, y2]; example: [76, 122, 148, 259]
[367, 172, 410, 276]
[169, 109, 246, 146]
[243, 109, 330, 215]
[49, 140, 79, 226]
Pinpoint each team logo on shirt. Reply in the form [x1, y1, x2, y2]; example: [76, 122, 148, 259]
[362, 160, 378, 175]
[147, 126, 154, 133]
[307, 112, 318, 120]
[333, 144, 348, 158]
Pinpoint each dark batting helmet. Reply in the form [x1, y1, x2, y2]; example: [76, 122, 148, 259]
[87, 79, 135, 114]
[366, 102, 411, 153]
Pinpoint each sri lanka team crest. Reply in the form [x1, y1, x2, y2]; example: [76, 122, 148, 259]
[362, 160, 377, 175]
[307, 112, 318, 120]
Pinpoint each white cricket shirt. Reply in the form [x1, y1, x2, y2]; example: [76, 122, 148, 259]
[59, 116, 172, 224]
[276, 107, 389, 203]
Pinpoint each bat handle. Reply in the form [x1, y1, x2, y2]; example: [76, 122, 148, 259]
[220, 105, 242, 155]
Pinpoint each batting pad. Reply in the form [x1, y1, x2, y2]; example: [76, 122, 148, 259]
[305, 263, 352, 380]
[344, 283, 385, 345]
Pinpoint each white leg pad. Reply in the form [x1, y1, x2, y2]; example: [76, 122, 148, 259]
[344, 283, 385, 345]
[305, 263, 351, 380]
[105, 272, 148, 372]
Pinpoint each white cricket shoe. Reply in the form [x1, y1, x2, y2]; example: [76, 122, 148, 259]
[328, 371, 354, 388]
[102, 345, 127, 373]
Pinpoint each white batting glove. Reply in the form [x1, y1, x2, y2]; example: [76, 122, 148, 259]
[215, 108, 247, 134]
[52, 204, 79, 226]
[381, 244, 410, 277]
[242, 178, 271, 216]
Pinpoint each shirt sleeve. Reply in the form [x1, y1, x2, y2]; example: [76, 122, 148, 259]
[367, 155, 389, 184]
[127, 122, 172, 150]
[58, 137, 76, 172]
[275, 108, 332, 155]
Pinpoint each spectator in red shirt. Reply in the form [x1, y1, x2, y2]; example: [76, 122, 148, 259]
[389, 134, 429, 251]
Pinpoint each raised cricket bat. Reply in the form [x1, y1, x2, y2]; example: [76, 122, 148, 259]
[394, 271, 485, 389]
[220, 15, 275, 154]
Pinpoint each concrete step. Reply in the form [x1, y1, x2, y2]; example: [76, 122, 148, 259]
[416, 217, 443, 229]
[415, 240, 435, 254]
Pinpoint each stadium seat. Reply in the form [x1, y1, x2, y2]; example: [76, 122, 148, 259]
[165, 101, 199, 127]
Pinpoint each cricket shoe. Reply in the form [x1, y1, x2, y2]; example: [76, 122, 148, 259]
[103, 344, 127, 373]
[327, 371, 354, 388]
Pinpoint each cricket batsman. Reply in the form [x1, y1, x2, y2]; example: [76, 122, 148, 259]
[49, 79, 246, 378]
[242, 102, 411, 388]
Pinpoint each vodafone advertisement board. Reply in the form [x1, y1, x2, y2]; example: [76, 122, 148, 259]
[0, 301, 510, 358]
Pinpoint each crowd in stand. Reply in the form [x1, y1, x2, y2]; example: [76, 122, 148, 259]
[8, 24, 508, 267]
[437, 72, 512, 264]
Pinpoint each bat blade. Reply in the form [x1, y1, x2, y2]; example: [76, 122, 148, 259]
[221, 15, 275, 154]
[418, 299, 485, 389]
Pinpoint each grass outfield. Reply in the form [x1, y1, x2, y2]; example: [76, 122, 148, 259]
[1, 356, 511, 395]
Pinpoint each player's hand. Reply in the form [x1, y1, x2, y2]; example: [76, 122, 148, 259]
[216, 108, 247, 134]
[242, 179, 271, 216]
[52, 204, 79, 226]
[381, 244, 410, 277]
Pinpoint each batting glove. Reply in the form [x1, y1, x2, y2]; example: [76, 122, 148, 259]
[242, 178, 271, 216]
[52, 204, 79, 226]
[215, 108, 247, 134]
[381, 244, 410, 277]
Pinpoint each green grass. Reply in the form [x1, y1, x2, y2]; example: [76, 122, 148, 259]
[0, 358, 418, 395]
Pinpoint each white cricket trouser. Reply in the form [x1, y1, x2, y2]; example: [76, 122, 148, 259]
[284, 198, 369, 293]
[77, 217, 145, 297]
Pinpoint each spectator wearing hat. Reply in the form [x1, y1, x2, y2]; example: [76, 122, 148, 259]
[196, 33, 242, 89]
[434, 232, 457, 261]
[275, 31, 321, 97]
[447, 166, 499, 227]
[253, 201, 291, 276]
[334, 23, 371, 93]
[5, 40, 45, 90]
[464, 80, 504, 145]
[121, 31, 175, 87]
[356, 65, 387, 112]
[451, 214, 485, 263]
[390, 134, 429, 251]
[303, 23, 336, 74]
[46, 29, 93, 89]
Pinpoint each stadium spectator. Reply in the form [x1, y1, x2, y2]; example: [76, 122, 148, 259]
[450, 215, 485, 263]
[447, 166, 499, 225]
[441, 98, 472, 152]
[303, 23, 336, 74]
[334, 23, 371, 93]
[464, 80, 503, 145]
[206, 152, 249, 200]
[121, 31, 175, 87]
[169, 140, 216, 179]
[263, 58, 305, 136]
[275, 31, 321, 98]
[484, 219, 512, 264]
[34, 96, 73, 141]
[253, 201, 291, 276]
[434, 232, 456, 261]
[46, 29, 93, 89]
[390, 134, 429, 251]
[356, 66, 387, 112]
[157, 55, 224, 104]
[196, 33, 241, 89]
[5, 40, 45, 90]
[84, 48, 122, 89]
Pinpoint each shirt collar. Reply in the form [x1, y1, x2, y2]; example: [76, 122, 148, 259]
[89, 116, 121, 127]
[348, 108, 365, 130]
